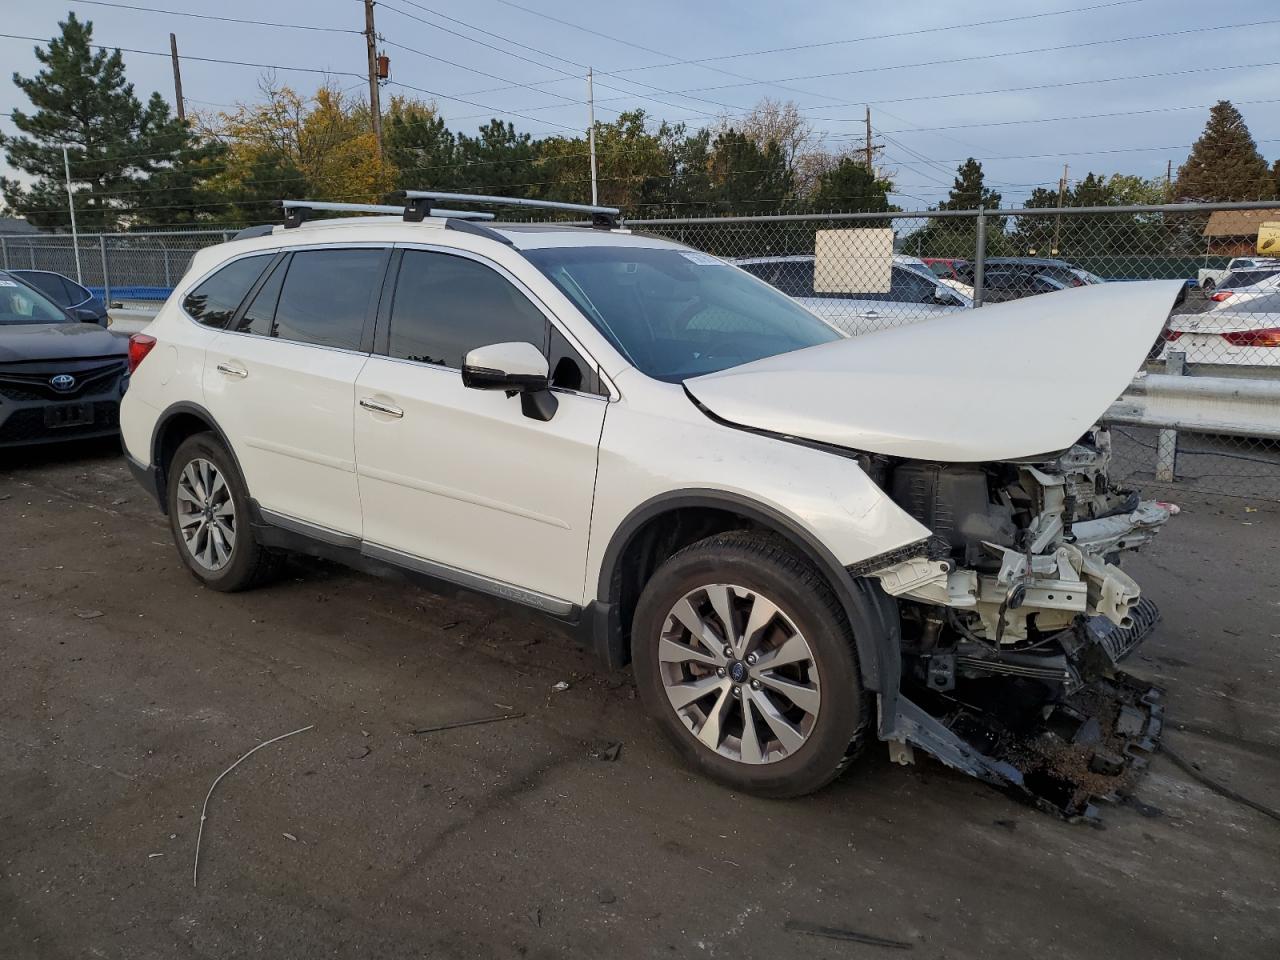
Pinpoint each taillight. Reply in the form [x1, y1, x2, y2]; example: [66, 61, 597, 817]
[1211, 291, 1234, 302]
[1163, 329, 1183, 341]
[1222, 327, 1280, 347]
[1070, 276, 1084, 286]
[128, 333, 157, 372]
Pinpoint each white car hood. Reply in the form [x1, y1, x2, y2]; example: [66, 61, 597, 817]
[686, 280, 1183, 462]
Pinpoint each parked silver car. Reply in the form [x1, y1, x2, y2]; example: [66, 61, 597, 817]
[732, 255, 970, 336]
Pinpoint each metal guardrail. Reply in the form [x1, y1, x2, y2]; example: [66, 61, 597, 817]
[1107, 373, 1280, 441]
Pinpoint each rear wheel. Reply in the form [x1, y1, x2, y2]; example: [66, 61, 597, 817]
[632, 531, 869, 798]
[166, 433, 281, 591]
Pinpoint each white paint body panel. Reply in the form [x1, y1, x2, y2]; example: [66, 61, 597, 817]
[354, 356, 606, 604]
[685, 281, 1184, 463]
[583, 370, 931, 599]
[204, 331, 367, 536]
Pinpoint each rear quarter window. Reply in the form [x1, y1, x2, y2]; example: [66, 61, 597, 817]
[183, 255, 274, 327]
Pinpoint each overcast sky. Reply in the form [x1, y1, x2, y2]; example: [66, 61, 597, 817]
[2, 0, 1277, 209]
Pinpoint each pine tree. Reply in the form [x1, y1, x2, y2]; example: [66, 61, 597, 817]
[806, 157, 893, 213]
[938, 158, 1001, 211]
[0, 13, 216, 229]
[1174, 101, 1276, 202]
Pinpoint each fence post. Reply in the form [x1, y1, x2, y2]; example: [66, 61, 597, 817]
[99, 236, 111, 306]
[972, 205, 986, 308]
[0, 237, 7, 270]
[1154, 350, 1184, 483]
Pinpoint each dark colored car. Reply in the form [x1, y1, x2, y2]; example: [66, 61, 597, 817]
[0, 270, 128, 448]
[954, 257, 1096, 303]
[9, 269, 109, 326]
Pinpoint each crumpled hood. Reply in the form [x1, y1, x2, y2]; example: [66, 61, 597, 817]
[0, 322, 125, 363]
[686, 280, 1182, 462]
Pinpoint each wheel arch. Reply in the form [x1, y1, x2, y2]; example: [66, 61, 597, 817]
[594, 489, 897, 697]
[149, 401, 245, 514]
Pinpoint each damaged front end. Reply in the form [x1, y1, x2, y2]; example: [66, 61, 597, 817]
[867, 426, 1169, 819]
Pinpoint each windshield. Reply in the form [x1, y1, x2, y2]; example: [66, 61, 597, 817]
[524, 246, 842, 381]
[0, 275, 70, 325]
[1220, 269, 1278, 290]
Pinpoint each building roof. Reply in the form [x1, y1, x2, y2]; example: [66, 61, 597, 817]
[0, 217, 39, 234]
[1202, 209, 1280, 238]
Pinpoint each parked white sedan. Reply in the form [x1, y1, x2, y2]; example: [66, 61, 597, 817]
[1164, 290, 1280, 366]
[733, 255, 971, 336]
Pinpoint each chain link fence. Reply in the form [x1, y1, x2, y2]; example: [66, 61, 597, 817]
[0, 229, 233, 305]
[3, 202, 1277, 501]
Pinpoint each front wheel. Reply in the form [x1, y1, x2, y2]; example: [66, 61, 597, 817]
[631, 532, 869, 798]
[166, 433, 281, 591]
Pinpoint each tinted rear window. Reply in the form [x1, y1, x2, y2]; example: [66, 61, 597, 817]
[184, 255, 273, 327]
[1220, 269, 1277, 289]
[270, 249, 384, 350]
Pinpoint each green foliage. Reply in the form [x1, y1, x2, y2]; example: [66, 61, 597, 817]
[1174, 101, 1276, 202]
[0, 13, 216, 229]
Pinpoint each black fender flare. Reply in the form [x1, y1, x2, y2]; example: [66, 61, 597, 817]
[148, 400, 247, 513]
[596, 489, 899, 700]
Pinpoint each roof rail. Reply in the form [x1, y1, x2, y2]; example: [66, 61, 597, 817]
[397, 190, 621, 229]
[276, 199, 494, 229]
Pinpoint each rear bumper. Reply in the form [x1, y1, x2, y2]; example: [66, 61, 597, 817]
[126, 453, 164, 511]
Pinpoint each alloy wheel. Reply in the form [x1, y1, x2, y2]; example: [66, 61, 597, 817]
[658, 583, 821, 765]
[175, 457, 236, 571]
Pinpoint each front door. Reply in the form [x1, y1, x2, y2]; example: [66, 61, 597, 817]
[353, 248, 607, 608]
[204, 247, 388, 537]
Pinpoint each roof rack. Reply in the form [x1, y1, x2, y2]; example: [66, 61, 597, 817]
[276, 199, 495, 229]
[398, 190, 621, 229]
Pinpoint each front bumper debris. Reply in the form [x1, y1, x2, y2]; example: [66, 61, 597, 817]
[882, 598, 1165, 821]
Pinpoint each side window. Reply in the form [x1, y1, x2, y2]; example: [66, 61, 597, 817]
[235, 257, 287, 337]
[388, 250, 547, 368]
[20, 272, 72, 305]
[269, 249, 384, 350]
[183, 255, 273, 327]
[63, 277, 91, 305]
[888, 267, 936, 304]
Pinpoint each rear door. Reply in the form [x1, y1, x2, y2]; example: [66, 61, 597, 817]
[204, 246, 389, 537]
[353, 247, 607, 608]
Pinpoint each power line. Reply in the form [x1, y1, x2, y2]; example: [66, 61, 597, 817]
[590, 18, 1280, 101]
[603, 0, 1152, 74]
[480, 0, 848, 106]
[0, 31, 365, 79]
[64, 0, 361, 33]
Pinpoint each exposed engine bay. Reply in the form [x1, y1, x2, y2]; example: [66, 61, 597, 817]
[868, 426, 1169, 819]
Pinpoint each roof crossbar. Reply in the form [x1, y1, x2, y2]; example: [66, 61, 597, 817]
[277, 199, 494, 229]
[398, 190, 621, 229]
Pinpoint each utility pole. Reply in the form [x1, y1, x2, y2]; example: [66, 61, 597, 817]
[587, 67, 599, 206]
[169, 33, 185, 122]
[62, 145, 82, 284]
[1051, 162, 1069, 254]
[364, 0, 383, 157]
[864, 106, 873, 172]
[1165, 159, 1173, 202]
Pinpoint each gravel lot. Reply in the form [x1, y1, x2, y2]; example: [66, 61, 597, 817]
[2, 440, 1278, 959]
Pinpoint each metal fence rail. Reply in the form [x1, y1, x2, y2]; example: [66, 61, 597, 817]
[3, 201, 1277, 501]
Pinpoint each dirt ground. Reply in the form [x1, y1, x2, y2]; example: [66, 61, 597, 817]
[2, 439, 1278, 960]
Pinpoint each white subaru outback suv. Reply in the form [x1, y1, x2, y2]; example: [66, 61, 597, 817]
[121, 193, 1179, 810]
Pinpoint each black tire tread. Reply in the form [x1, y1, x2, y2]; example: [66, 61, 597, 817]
[633, 528, 872, 797]
[167, 433, 284, 592]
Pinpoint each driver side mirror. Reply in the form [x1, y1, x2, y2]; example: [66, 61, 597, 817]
[933, 285, 957, 305]
[71, 306, 101, 324]
[461, 341, 558, 421]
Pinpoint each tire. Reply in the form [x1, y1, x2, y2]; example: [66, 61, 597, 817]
[632, 531, 870, 798]
[165, 432, 282, 592]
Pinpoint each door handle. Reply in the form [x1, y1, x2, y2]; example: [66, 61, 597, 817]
[216, 361, 248, 379]
[360, 397, 404, 419]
